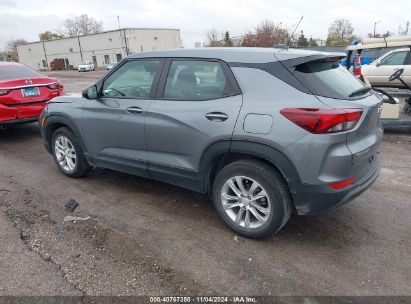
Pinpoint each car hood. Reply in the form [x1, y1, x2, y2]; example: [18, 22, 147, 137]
[47, 93, 82, 103]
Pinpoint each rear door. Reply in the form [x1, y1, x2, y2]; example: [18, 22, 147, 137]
[367, 50, 408, 86]
[403, 52, 411, 86]
[82, 59, 163, 176]
[145, 58, 242, 184]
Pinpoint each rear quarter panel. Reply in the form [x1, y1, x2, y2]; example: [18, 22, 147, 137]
[231, 67, 349, 184]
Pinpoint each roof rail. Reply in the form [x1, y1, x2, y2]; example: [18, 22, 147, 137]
[273, 44, 289, 50]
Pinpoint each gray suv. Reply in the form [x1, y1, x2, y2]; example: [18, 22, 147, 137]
[40, 48, 383, 238]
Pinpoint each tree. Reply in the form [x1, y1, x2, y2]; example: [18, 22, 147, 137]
[223, 31, 233, 47]
[242, 20, 289, 47]
[206, 28, 222, 47]
[62, 14, 103, 37]
[326, 19, 355, 46]
[0, 51, 9, 61]
[5, 38, 27, 61]
[39, 31, 64, 41]
[242, 31, 257, 47]
[309, 37, 318, 46]
[297, 31, 309, 47]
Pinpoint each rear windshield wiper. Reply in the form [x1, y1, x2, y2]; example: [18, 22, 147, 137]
[349, 86, 372, 97]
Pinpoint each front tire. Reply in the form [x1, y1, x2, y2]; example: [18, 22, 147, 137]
[212, 160, 292, 239]
[51, 127, 89, 178]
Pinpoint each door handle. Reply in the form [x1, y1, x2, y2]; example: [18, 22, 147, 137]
[205, 112, 228, 122]
[126, 107, 143, 115]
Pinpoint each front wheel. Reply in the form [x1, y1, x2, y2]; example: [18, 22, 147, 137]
[212, 160, 292, 239]
[51, 127, 90, 178]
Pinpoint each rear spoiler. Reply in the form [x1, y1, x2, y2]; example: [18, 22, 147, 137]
[278, 53, 346, 71]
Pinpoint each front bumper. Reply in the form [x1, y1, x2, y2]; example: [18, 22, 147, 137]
[294, 155, 382, 215]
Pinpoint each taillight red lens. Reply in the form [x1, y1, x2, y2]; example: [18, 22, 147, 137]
[280, 108, 363, 134]
[48, 83, 61, 90]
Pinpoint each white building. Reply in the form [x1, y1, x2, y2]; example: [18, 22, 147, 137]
[17, 28, 181, 70]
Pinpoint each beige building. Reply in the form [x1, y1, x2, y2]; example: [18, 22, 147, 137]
[17, 28, 181, 70]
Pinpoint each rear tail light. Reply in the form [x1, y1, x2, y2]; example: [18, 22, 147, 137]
[329, 177, 356, 190]
[47, 83, 61, 90]
[280, 108, 363, 134]
[0, 89, 11, 96]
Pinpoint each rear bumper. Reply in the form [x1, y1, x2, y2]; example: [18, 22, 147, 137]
[0, 117, 39, 125]
[294, 155, 381, 215]
[0, 102, 46, 124]
[381, 119, 411, 126]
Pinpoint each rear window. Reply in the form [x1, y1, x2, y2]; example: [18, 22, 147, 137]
[293, 60, 366, 99]
[0, 64, 42, 81]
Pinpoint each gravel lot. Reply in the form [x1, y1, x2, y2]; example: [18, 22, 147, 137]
[0, 70, 410, 297]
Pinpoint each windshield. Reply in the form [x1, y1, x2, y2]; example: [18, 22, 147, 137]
[293, 60, 366, 99]
[0, 64, 43, 81]
[81, 61, 92, 65]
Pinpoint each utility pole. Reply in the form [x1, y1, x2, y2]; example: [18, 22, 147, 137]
[77, 36, 83, 62]
[374, 21, 381, 37]
[124, 29, 129, 55]
[117, 16, 126, 56]
[41, 41, 49, 68]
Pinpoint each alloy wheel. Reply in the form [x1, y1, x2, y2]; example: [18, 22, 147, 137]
[54, 136, 77, 172]
[221, 176, 272, 229]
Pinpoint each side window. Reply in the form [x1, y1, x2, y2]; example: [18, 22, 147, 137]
[163, 60, 227, 100]
[102, 60, 160, 99]
[380, 51, 407, 66]
[405, 52, 411, 65]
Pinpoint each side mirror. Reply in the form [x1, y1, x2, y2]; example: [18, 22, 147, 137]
[82, 85, 98, 99]
[389, 68, 404, 82]
[376, 60, 381, 67]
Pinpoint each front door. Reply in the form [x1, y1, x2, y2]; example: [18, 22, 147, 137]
[145, 59, 243, 185]
[367, 50, 409, 86]
[82, 59, 163, 176]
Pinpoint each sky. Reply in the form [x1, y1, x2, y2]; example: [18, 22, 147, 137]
[0, 0, 410, 50]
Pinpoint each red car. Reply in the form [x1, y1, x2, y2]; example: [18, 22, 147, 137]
[0, 62, 64, 125]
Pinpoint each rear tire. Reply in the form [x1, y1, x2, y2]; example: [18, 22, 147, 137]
[212, 159, 292, 239]
[51, 127, 90, 178]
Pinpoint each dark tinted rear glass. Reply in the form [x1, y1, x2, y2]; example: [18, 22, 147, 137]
[293, 60, 365, 99]
[0, 64, 42, 81]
